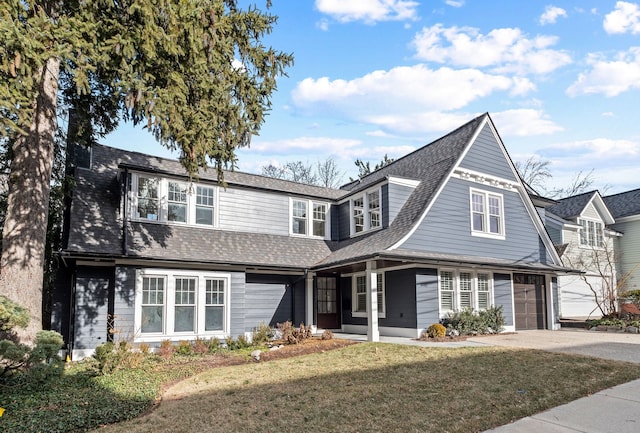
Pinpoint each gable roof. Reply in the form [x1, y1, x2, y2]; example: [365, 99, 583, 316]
[548, 190, 615, 224]
[604, 188, 640, 219]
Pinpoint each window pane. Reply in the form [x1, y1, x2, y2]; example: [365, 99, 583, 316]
[196, 207, 213, 225]
[292, 200, 307, 235]
[477, 292, 489, 310]
[588, 221, 595, 246]
[353, 197, 364, 233]
[137, 177, 159, 220]
[168, 203, 187, 222]
[459, 272, 472, 309]
[440, 291, 453, 311]
[196, 186, 214, 206]
[579, 220, 588, 245]
[205, 306, 224, 330]
[168, 181, 188, 222]
[141, 306, 163, 333]
[489, 215, 500, 234]
[312, 203, 326, 237]
[440, 271, 454, 311]
[596, 222, 604, 247]
[357, 293, 367, 312]
[174, 306, 194, 332]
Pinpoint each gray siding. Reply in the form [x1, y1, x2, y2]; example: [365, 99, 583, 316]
[387, 182, 415, 226]
[113, 266, 136, 338]
[338, 201, 351, 240]
[74, 267, 114, 349]
[402, 177, 546, 264]
[230, 272, 246, 336]
[341, 276, 366, 326]
[218, 187, 289, 235]
[546, 223, 563, 245]
[244, 274, 302, 330]
[416, 268, 440, 331]
[383, 269, 417, 328]
[494, 273, 513, 327]
[459, 123, 517, 181]
[382, 184, 389, 228]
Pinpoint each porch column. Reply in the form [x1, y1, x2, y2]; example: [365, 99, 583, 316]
[366, 261, 379, 341]
[305, 271, 314, 328]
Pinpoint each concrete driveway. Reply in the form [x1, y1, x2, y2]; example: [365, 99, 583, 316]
[468, 329, 640, 363]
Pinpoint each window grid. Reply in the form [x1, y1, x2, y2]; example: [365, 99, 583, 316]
[196, 186, 215, 226]
[174, 277, 196, 332]
[439, 270, 493, 313]
[205, 279, 225, 331]
[141, 276, 165, 333]
[168, 181, 188, 222]
[353, 197, 364, 233]
[470, 189, 504, 237]
[579, 219, 605, 248]
[353, 273, 384, 315]
[137, 176, 160, 221]
[312, 203, 326, 237]
[477, 273, 490, 310]
[368, 191, 381, 229]
[292, 200, 308, 235]
[459, 272, 472, 309]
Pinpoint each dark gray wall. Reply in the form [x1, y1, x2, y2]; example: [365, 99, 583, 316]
[402, 177, 546, 264]
[245, 274, 305, 329]
[337, 201, 351, 240]
[458, 123, 517, 181]
[494, 273, 513, 327]
[74, 266, 114, 349]
[383, 269, 417, 328]
[416, 268, 440, 330]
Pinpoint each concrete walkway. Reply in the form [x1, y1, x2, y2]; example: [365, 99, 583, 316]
[335, 329, 640, 433]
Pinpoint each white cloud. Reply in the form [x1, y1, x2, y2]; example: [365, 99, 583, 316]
[249, 136, 363, 158]
[492, 109, 564, 137]
[362, 111, 479, 135]
[602, 111, 615, 117]
[292, 64, 527, 116]
[316, 18, 330, 31]
[544, 138, 640, 158]
[411, 24, 572, 75]
[315, 0, 419, 24]
[604, 1, 640, 34]
[566, 48, 640, 96]
[539, 6, 568, 25]
[445, 0, 465, 7]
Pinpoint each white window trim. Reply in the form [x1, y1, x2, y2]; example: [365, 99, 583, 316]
[351, 272, 386, 318]
[288, 197, 330, 239]
[134, 269, 231, 342]
[438, 269, 494, 315]
[577, 217, 605, 249]
[350, 186, 383, 237]
[130, 172, 219, 228]
[469, 188, 505, 240]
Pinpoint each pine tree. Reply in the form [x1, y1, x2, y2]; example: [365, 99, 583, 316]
[0, 0, 293, 342]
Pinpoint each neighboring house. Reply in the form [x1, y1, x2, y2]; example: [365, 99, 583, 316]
[546, 191, 619, 318]
[604, 189, 640, 292]
[51, 113, 568, 359]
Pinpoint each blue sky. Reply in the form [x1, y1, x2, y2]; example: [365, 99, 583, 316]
[103, 1, 640, 195]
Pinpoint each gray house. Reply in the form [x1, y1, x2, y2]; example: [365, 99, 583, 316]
[604, 189, 640, 292]
[52, 113, 567, 358]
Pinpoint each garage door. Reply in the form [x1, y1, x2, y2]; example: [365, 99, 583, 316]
[513, 274, 546, 330]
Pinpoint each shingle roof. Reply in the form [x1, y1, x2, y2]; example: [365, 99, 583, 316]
[66, 113, 503, 271]
[604, 188, 640, 219]
[546, 190, 598, 220]
[313, 113, 487, 268]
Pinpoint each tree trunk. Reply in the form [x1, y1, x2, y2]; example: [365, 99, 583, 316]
[0, 56, 60, 344]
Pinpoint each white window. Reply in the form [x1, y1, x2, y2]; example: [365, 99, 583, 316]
[290, 198, 329, 238]
[135, 269, 230, 340]
[352, 272, 385, 317]
[168, 181, 188, 223]
[195, 186, 215, 226]
[130, 173, 217, 227]
[578, 218, 605, 248]
[439, 269, 494, 313]
[136, 175, 160, 221]
[350, 187, 382, 236]
[470, 189, 504, 239]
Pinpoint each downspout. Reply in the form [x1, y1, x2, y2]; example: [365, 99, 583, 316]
[122, 167, 129, 256]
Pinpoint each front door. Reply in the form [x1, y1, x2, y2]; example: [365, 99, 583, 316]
[513, 274, 546, 330]
[316, 277, 340, 329]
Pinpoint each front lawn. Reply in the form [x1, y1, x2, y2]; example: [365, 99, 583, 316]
[2, 341, 640, 433]
[96, 343, 640, 433]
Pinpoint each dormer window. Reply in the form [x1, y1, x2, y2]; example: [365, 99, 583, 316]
[130, 173, 217, 227]
[578, 219, 604, 248]
[350, 187, 382, 236]
[290, 198, 329, 238]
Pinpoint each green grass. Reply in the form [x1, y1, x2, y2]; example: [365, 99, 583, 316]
[2, 343, 640, 433]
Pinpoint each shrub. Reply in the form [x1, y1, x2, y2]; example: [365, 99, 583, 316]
[207, 337, 221, 353]
[277, 321, 313, 344]
[0, 330, 64, 380]
[176, 340, 193, 355]
[620, 290, 640, 304]
[442, 306, 505, 335]
[224, 335, 238, 350]
[0, 295, 30, 341]
[321, 329, 334, 340]
[158, 339, 175, 359]
[252, 322, 274, 345]
[236, 334, 252, 349]
[93, 340, 144, 374]
[192, 338, 208, 355]
[425, 323, 446, 338]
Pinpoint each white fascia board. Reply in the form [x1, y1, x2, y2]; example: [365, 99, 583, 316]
[387, 176, 420, 189]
